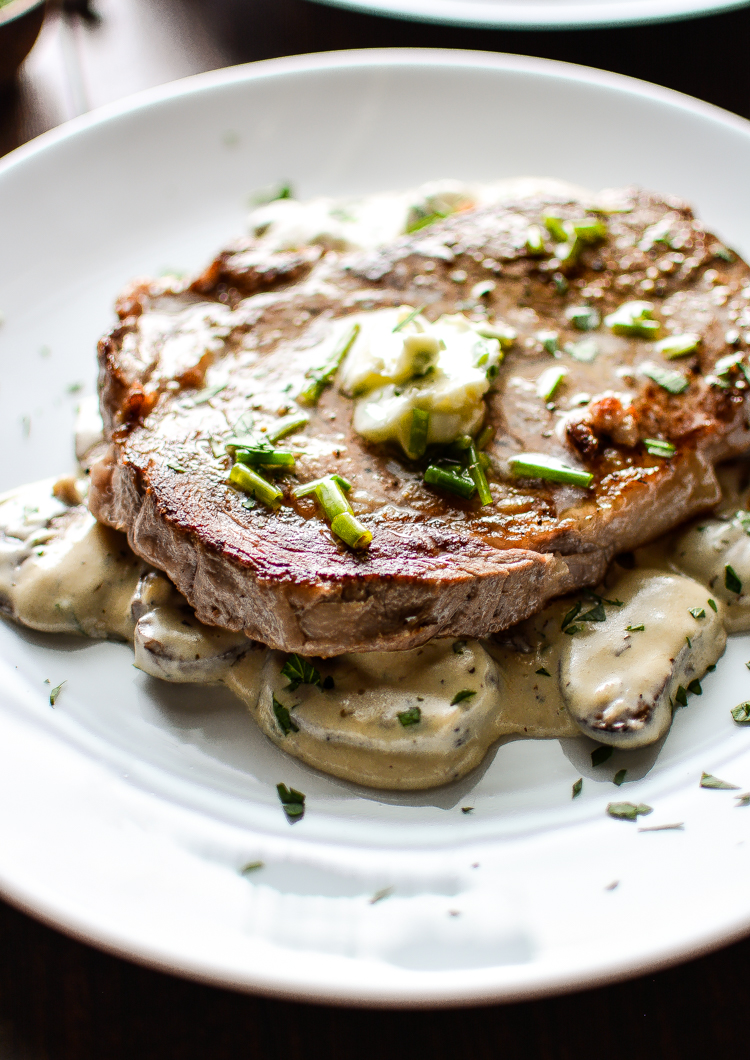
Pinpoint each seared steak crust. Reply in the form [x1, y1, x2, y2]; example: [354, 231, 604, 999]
[90, 187, 750, 654]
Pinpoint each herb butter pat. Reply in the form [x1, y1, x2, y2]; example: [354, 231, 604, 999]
[337, 307, 508, 458]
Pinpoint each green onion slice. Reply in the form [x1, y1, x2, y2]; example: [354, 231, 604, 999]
[424, 464, 476, 500]
[267, 413, 309, 443]
[235, 448, 296, 468]
[392, 305, 426, 333]
[654, 334, 700, 359]
[643, 438, 676, 458]
[536, 366, 567, 402]
[604, 301, 660, 338]
[229, 463, 283, 508]
[641, 362, 689, 395]
[330, 511, 372, 550]
[408, 408, 430, 459]
[509, 452, 593, 488]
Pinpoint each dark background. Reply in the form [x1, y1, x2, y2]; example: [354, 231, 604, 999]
[2, 0, 750, 1055]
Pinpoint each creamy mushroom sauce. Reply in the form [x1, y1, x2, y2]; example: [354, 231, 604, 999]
[0, 463, 747, 788]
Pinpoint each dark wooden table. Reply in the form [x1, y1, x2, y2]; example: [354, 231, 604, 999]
[2, 1, 750, 1055]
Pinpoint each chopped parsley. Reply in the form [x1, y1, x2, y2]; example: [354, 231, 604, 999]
[675, 685, 688, 707]
[572, 778, 583, 799]
[689, 607, 706, 619]
[735, 793, 750, 807]
[241, 861, 264, 875]
[167, 462, 186, 473]
[731, 702, 750, 724]
[735, 510, 750, 535]
[398, 706, 421, 727]
[591, 745, 613, 767]
[613, 769, 627, 786]
[452, 640, 467, 654]
[49, 681, 65, 706]
[272, 695, 299, 737]
[700, 772, 740, 790]
[451, 690, 476, 706]
[536, 667, 551, 677]
[708, 598, 718, 612]
[578, 600, 606, 623]
[725, 564, 743, 594]
[281, 654, 322, 692]
[277, 783, 305, 822]
[461, 806, 474, 814]
[607, 802, 653, 821]
[687, 679, 702, 696]
[626, 624, 645, 632]
[565, 305, 600, 332]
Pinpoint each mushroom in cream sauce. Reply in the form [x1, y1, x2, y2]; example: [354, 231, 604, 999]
[0, 467, 743, 788]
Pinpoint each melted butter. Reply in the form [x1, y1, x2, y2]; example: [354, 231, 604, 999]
[338, 308, 505, 457]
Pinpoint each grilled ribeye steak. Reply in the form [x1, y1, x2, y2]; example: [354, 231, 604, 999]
[90, 186, 750, 655]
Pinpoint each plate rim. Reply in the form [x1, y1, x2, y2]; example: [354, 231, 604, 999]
[305, 0, 750, 29]
[3, 47, 750, 1006]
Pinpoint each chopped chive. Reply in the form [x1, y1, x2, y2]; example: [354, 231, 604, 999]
[299, 323, 360, 405]
[604, 300, 659, 338]
[272, 695, 299, 737]
[475, 424, 495, 450]
[408, 408, 430, 459]
[330, 511, 372, 550]
[643, 438, 676, 458]
[543, 214, 569, 243]
[398, 706, 421, 727]
[700, 772, 740, 790]
[563, 338, 598, 363]
[613, 769, 627, 786]
[626, 624, 645, 632]
[424, 464, 476, 500]
[607, 802, 653, 821]
[536, 366, 567, 402]
[462, 438, 492, 506]
[572, 777, 583, 799]
[565, 305, 600, 332]
[236, 448, 296, 468]
[725, 564, 742, 594]
[591, 745, 613, 767]
[708, 598, 718, 612]
[406, 212, 446, 233]
[654, 333, 700, 359]
[675, 685, 688, 707]
[509, 452, 593, 488]
[731, 702, 750, 724]
[281, 654, 322, 692]
[267, 413, 309, 443]
[277, 783, 305, 821]
[688, 679, 702, 696]
[689, 607, 706, 619]
[526, 224, 545, 255]
[451, 689, 476, 705]
[392, 305, 426, 333]
[228, 463, 283, 508]
[536, 667, 551, 677]
[538, 331, 559, 355]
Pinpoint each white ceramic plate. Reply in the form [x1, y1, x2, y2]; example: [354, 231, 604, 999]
[309, 0, 750, 29]
[3, 49, 750, 1006]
